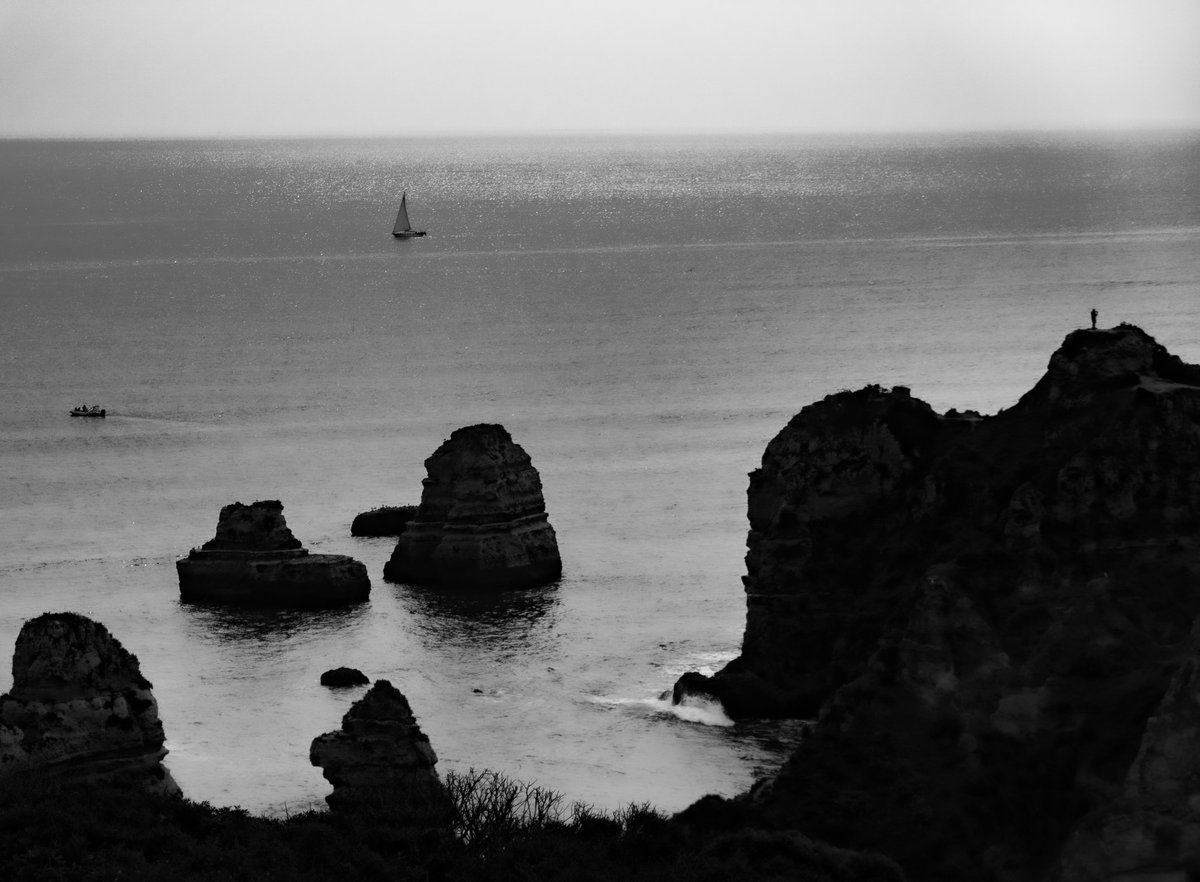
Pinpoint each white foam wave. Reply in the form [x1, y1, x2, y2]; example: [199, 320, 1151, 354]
[667, 695, 734, 726]
[587, 693, 734, 727]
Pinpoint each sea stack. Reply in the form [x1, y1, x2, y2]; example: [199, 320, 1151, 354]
[350, 504, 418, 537]
[674, 325, 1200, 880]
[310, 679, 447, 821]
[383, 424, 562, 589]
[177, 500, 370, 606]
[0, 612, 179, 795]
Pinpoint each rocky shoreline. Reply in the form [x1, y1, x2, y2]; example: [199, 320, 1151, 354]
[7, 324, 1200, 879]
[0, 611, 902, 881]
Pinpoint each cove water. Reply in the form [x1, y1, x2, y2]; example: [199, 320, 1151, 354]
[1, 133, 1198, 815]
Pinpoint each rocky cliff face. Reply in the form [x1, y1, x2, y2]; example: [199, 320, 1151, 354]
[678, 384, 949, 718]
[0, 612, 178, 795]
[310, 679, 447, 820]
[676, 325, 1200, 880]
[383, 424, 562, 589]
[178, 500, 369, 606]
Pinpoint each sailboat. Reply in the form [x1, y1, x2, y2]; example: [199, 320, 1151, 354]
[391, 191, 426, 239]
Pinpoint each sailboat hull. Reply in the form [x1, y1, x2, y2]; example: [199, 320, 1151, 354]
[392, 230, 427, 239]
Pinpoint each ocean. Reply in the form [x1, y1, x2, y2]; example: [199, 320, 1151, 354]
[1, 132, 1198, 815]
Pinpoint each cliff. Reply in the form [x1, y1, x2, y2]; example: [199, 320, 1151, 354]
[177, 500, 370, 607]
[677, 383, 948, 718]
[383, 425, 562, 589]
[676, 324, 1200, 880]
[0, 612, 178, 795]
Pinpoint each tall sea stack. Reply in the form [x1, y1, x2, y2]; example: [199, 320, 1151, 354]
[676, 325, 1200, 880]
[310, 679, 447, 822]
[0, 612, 179, 795]
[383, 424, 562, 589]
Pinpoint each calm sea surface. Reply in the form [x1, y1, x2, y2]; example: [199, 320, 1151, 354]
[1, 133, 1198, 815]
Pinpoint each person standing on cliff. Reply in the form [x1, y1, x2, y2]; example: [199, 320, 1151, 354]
[1091, 308, 1098, 329]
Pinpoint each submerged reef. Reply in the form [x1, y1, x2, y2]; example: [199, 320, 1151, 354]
[383, 424, 562, 589]
[177, 500, 370, 607]
[676, 324, 1200, 880]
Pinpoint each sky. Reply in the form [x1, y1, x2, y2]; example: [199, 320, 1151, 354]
[0, 0, 1197, 137]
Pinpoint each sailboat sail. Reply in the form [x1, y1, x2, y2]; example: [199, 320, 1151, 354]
[392, 192, 413, 234]
[390, 190, 426, 238]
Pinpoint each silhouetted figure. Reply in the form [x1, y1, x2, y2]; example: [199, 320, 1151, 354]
[1091, 308, 1098, 330]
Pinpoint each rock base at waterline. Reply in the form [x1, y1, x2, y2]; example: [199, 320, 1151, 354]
[178, 550, 370, 606]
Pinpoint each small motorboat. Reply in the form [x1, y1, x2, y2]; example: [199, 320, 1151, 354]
[70, 405, 106, 418]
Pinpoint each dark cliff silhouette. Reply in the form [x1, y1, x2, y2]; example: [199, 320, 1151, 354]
[676, 324, 1200, 880]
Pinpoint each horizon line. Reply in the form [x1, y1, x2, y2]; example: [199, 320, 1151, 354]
[2, 122, 1200, 143]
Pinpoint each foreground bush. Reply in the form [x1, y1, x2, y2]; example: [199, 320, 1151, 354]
[0, 769, 905, 881]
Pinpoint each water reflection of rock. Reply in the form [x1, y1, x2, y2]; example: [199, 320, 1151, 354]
[395, 584, 560, 652]
[179, 602, 368, 645]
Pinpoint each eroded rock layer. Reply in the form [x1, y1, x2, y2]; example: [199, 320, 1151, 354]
[177, 500, 369, 607]
[0, 612, 178, 795]
[310, 679, 446, 820]
[675, 325, 1200, 880]
[383, 424, 561, 589]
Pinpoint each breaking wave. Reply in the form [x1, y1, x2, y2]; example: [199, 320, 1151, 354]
[586, 693, 734, 728]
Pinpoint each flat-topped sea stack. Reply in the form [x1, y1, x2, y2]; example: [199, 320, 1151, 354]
[0, 612, 179, 795]
[177, 500, 369, 607]
[674, 325, 1200, 880]
[310, 679, 447, 821]
[383, 424, 561, 589]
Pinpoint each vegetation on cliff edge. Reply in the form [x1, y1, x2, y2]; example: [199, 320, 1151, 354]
[0, 769, 904, 881]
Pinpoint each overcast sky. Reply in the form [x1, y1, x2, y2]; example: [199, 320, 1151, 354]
[1, 0, 1197, 137]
